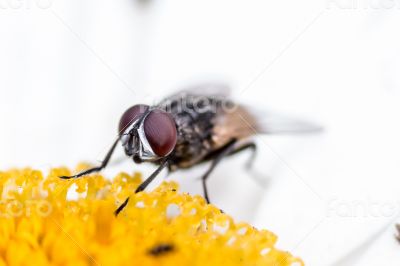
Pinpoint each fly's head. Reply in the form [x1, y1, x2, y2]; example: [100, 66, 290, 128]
[119, 105, 177, 163]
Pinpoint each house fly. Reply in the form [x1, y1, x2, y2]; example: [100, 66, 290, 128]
[60, 84, 321, 215]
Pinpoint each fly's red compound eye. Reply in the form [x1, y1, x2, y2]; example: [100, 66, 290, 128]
[144, 110, 177, 157]
[119, 104, 149, 134]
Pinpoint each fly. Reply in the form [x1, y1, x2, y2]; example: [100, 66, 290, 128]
[60, 83, 321, 215]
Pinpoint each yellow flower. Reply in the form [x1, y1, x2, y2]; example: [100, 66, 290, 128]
[0, 166, 303, 266]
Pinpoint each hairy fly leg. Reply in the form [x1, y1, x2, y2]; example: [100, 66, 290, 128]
[201, 140, 238, 204]
[114, 159, 170, 216]
[59, 137, 120, 179]
[227, 142, 257, 169]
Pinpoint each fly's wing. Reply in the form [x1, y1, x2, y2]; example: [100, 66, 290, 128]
[166, 84, 319, 134]
[212, 105, 322, 149]
[157, 83, 232, 112]
[248, 107, 323, 134]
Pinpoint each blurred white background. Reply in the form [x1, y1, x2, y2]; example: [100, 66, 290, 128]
[1, 0, 400, 265]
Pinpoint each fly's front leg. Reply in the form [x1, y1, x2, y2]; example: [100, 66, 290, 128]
[114, 159, 170, 216]
[59, 138, 120, 179]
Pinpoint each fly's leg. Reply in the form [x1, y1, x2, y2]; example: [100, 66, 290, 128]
[201, 141, 257, 203]
[227, 142, 257, 169]
[114, 159, 170, 216]
[228, 142, 270, 188]
[201, 140, 237, 204]
[114, 197, 130, 216]
[135, 159, 170, 194]
[59, 138, 120, 179]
